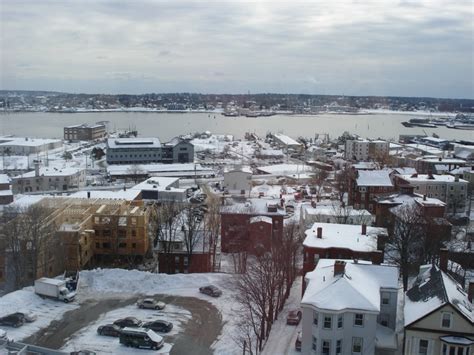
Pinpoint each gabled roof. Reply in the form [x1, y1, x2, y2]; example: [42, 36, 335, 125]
[357, 170, 393, 187]
[302, 259, 398, 312]
[404, 265, 474, 327]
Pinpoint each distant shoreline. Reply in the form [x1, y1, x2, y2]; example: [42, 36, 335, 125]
[0, 108, 458, 116]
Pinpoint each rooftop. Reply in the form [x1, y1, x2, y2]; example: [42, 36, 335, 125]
[107, 137, 161, 149]
[400, 174, 468, 183]
[14, 167, 84, 179]
[357, 170, 393, 187]
[404, 265, 473, 326]
[273, 133, 302, 146]
[302, 259, 398, 312]
[303, 222, 386, 251]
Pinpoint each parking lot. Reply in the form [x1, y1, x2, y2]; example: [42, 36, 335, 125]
[22, 294, 222, 354]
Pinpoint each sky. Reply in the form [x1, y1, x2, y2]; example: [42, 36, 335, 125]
[0, 0, 473, 98]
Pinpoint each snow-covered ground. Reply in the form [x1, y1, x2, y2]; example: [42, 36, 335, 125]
[0, 270, 241, 354]
[261, 277, 302, 355]
[62, 303, 190, 354]
[0, 287, 78, 341]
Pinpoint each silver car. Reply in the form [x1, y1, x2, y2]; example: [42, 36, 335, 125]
[136, 298, 166, 310]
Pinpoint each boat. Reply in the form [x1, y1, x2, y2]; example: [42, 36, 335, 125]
[446, 122, 474, 130]
[401, 118, 437, 128]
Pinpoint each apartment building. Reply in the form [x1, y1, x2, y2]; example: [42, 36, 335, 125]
[345, 139, 389, 161]
[64, 123, 107, 141]
[348, 169, 395, 212]
[301, 259, 399, 355]
[0, 174, 13, 205]
[396, 173, 468, 214]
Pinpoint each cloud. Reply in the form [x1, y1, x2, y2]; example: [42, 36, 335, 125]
[0, 0, 472, 98]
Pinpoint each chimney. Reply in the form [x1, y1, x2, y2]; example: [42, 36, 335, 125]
[34, 160, 41, 177]
[423, 194, 427, 201]
[454, 175, 459, 182]
[317, 227, 323, 239]
[361, 224, 367, 235]
[311, 200, 316, 208]
[468, 282, 474, 303]
[87, 191, 91, 199]
[438, 157, 442, 162]
[334, 260, 346, 276]
[280, 198, 284, 207]
[439, 248, 448, 272]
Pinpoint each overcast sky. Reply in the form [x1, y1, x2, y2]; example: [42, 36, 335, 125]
[0, 0, 472, 98]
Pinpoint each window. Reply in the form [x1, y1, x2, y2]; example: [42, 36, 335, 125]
[380, 314, 389, 327]
[381, 292, 390, 305]
[321, 340, 331, 355]
[323, 315, 332, 329]
[312, 336, 317, 351]
[352, 337, 363, 354]
[418, 339, 428, 355]
[336, 340, 342, 355]
[354, 313, 364, 327]
[102, 242, 110, 248]
[118, 242, 127, 248]
[95, 242, 100, 248]
[441, 312, 452, 328]
[132, 243, 136, 248]
[313, 312, 318, 326]
[337, 314, 343, 328]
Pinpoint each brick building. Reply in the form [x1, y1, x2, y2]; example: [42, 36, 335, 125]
[0, 174, 13, 205]
[220, 201, 285, 254]
[302, 223, 387, 275]
[64, 123, 107, 141]
[349, 169, 395, 212]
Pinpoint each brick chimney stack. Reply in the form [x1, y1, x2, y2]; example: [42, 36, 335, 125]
[439, 248, 448, 272]
[317, 227, 323, 239]
[361, 224, 367, 235]
[334, 260, 346, 276]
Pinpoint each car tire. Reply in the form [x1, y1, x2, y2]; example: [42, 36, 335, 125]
[139, 305, 143, 309]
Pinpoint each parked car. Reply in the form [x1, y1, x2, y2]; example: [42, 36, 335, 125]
[113, 317, 143, 328]
[199, 285, 222, 297]
[0, 313, 25, 328]
[9, 312, 37, 323]
[97, 324, 122, 337]
[143, 320, 173, 333]
[295, 331, 302, 351]
[286, 309, 302, 325]
[70, 351, 96, 355]
[119, 327, 164, 350]
[136, 298, 166, 310]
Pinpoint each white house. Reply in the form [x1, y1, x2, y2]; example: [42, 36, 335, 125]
[404, 265, 473, 355]
[301, 259, 399, 355]
[223, 167, 252, 194]
[12, 164, 86, 194]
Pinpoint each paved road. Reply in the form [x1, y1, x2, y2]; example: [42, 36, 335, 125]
[24, 294, 223, 355]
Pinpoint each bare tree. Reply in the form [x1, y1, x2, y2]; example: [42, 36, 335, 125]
[310, 168, 329, 201]
[180, 205, 203, 268]
[333, 163, 352, 202]
[126, 164, 145, 184]
[385, 203, 427, 290]
[155, 201, 185, 273]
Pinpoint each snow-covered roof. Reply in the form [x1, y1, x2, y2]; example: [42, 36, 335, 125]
[107, 163, 213, 176]
[256, 164, 312, 175]
[249, 216, 273, 224]
[302, 259, 398, 312]
[404, 265, 474, 326]
[303, 222, 385, 251]
[107, 137, 161, 149]
[68, 189, 141, 201]
[14, 167, 84, 179]
[352, 162, 377, 170]
[224, 167, 252, 174]
[257, 149, 284, 156]
[0, 174, 10, 184]
[400, 174, 468, 184]
[0, 136, 62, 147]
[273, 133, 301, 146]
[357, 170, 393, 187]
[221, 198, 285, 216]
[302, 204, 372, 218]
[392, 167, 417, 175]
[377, 192, 446, 207]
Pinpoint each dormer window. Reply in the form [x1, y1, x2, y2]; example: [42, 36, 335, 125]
[441, 312, 452, 328]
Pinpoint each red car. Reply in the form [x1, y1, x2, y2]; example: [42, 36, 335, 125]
[286, 309, 302, 325]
